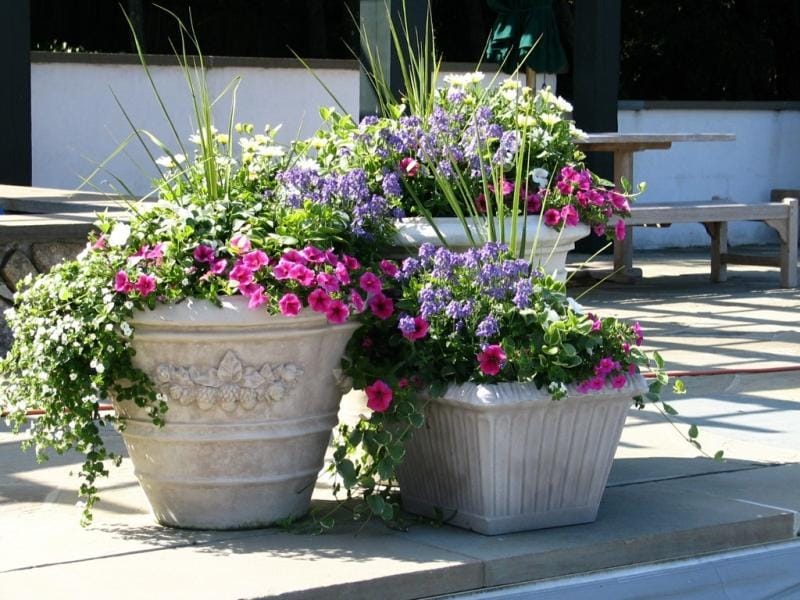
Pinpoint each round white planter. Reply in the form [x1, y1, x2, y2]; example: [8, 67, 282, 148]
[393, 217, 589, 280]
[396, 374, 648, 535]
[112, 296, 358, 530]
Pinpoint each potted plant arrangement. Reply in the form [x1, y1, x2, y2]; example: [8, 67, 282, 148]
[306, 12, 636, 278]
[331, 241, 673, 534]
[0, 31, 402, 528]
[1, 10, 688, 535]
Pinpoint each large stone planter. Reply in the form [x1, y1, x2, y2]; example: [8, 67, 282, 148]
[112, 296, 358, 530]
[393, 217, 589, 280]
[396, 375, 648, 535]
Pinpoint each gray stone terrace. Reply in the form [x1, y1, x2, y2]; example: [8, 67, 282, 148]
[1, 250, 799, 599]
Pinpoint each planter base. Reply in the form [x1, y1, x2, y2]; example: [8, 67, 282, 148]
[402, 497, 599, 535]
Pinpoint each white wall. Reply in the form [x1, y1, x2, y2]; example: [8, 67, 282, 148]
[31, 60, 800, 249]
[31, 61, 358, 195]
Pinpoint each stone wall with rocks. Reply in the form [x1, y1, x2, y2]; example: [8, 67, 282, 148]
[1, 240, 86, 356]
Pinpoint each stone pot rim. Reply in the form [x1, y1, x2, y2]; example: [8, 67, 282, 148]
[431, 373, 648, 410]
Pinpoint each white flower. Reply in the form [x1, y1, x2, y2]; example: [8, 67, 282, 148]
[531, 168, 549, 187]
[258, 145, 286, 157]
[444, 72, 484, 87]
[567, 297, 585, 314]
[516, 115, 537, 128]
[155, 155, 174, 168]
[295, 158, 320, 172]
[540, 113, 561, 127]
[120, 322, 132, 337]
[108, 223, 131, 247]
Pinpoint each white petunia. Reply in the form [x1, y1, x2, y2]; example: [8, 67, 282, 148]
[531, 168, 549, 187]
[107, 223, 131, 247]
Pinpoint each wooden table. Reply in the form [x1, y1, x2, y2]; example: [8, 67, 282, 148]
[576, 133, 737, 279]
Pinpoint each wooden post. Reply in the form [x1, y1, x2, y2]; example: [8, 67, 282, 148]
[0, 0, 32, 185]
[359, 0, 428, 119]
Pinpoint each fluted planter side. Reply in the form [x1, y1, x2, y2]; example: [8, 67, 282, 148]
[397, 375, 648, 535]
[393, 217, 589, 280]
[113, 296, 358, 530]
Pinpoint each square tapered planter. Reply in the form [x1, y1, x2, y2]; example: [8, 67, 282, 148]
[397, 375, 647, 535]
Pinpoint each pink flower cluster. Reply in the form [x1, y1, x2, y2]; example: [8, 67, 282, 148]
[576, 356, 637, 393]
[113, 243, 166, 297]
[554, 166, 630, 240]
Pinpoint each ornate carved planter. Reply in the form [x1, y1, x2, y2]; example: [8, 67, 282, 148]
[112, 296, 358, 530]
[397, 375, 648, 535]
[393, 217, 589, 280]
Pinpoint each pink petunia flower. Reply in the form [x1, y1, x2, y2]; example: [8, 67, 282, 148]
[308, 288, 332, 313]
[614, 219, 627, 241]
[134, 273, 157, 297]
[247, 287, 268, 310]
[278, 293, 302, 317]
[193, 244, 215, 264]
[350, 289, 366, 313]
[229, 262, 254, 285]
[477, 344, 506, 376]
[114, 271, 133, 294]
[592, 224, 606, 237]
[242, 250, 269, 271]
[230, 234, 251, 254]
[334, 262, 351, 285]
[368, 292, 394, 320]
[325, 300, 350, 324]
[146, 243, 166, 262]
[365, 379, 393, 412]
[379, 259, 399, 278]
[91, 235, 107, 251]
[317, 272, 340, 293]
[272, 259, 293, 280]
[399, 157, 420, 177]
[402, 316, 430, 341]
[289, 263, 315, 287]
[561, 205, 580, 227]
[611, 374, 628, 389]
[209, 258, 228, 275]
[359, 272, 383, 295]
[526, 192, 542, 214]
[301, 246, 325, 263]
[543, 208, 562, 227]
[342, 254, 361, 271]
[281, 249, 307, 265]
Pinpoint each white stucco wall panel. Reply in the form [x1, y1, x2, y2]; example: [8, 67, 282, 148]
[31, 62, 357, 195]
[31, 61, 800, 249]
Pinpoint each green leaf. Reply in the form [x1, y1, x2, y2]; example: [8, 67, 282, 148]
[714, 450, 725, 461]
[337, 459, 357, 488]
[366, 494, 386, 516]
[688, 424, 699, 439]
[387, 443, 405, 462]
[377, 456, 394, 480]
[672, 379, 686, 395]
[662, 402, 679, 416]
[653, 351, 665, 370]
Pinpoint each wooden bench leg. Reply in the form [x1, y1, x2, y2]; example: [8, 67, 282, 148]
[613, 225, 634, 275]
[704, 221, 728, 282]
[765, 198, 799, 288]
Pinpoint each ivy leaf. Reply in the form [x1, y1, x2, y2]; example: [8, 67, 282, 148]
[662, 402, 678, 416]
[366, 494, 386, 516]
[337, 459, 357, 488]
[688, 424, 699, 439]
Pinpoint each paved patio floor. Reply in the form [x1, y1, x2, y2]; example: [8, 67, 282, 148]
[1, 249, 799, 599]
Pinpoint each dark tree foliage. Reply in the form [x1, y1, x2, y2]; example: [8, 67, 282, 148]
[619, 0, 800, 101]
[30, 0, 800, 101]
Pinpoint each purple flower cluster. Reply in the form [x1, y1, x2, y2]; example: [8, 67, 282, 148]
[276, 165, 395, 239]
[402, 242, 540, 331]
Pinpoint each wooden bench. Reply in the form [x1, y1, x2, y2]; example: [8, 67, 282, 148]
[614, 196, 799, 288]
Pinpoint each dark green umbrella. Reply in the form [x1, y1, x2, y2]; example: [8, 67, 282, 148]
[485, 0, 567, 75]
